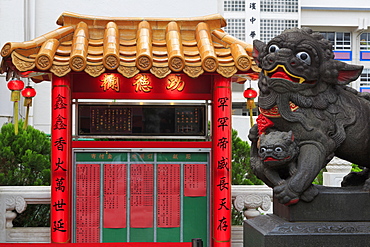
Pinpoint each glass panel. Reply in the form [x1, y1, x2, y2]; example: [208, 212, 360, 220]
[327, 32, 335, 42]
[344, 33, 351, 40]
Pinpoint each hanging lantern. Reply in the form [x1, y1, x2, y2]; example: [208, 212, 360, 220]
[243, 87, 258, 127]
[22, 86, 36, 129]
[243, 87, 258, 108]
[7, 79, 25, 134]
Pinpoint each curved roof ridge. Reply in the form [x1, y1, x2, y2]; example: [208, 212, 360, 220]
[57, 11, 227, 30]
[1, 13, 260, 82]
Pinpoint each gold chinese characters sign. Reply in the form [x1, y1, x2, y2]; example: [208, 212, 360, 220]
[100, 73, 186, 93]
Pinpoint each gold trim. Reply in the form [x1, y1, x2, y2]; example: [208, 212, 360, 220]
[183, 65, 203, 78]
[11, 52, 35, 71]
[217, 65, 237, 78]
[236, 56, 252, 71]
[52, 85, 70, 88]
[36, 55, 51, 70]
[136, 55, 152, 71]
[104, 54, 119, 70]
[85, 64, 105, 77]
[150, 66, 171, 79]
[1, 43, 11, 57]
[203, 57, 218, 72]
[50, 64, 71, 77]
[117, 65, 139, 78]
[259, 102, 299, 118]
[71, 56, 86, 72]
[169, 56, 185, 72]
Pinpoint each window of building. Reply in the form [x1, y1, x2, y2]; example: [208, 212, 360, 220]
[361, 68, 370, 83]
[360, 33, 370, 50]
[260, 19, 298, 43]
[223, 0, 245, 12]
[320, 32, 351, 50]
[260, 0, 298, 12]
[224, 18, 246, 41]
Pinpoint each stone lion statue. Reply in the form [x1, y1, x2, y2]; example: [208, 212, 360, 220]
[249, 27, 370, 205]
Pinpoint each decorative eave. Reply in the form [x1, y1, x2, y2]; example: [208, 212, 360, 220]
[1, 12, 260, 82]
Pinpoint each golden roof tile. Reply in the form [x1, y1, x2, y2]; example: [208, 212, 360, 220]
[1, 12, 258, 81]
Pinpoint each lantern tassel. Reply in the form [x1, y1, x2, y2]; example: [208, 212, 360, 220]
[14, 100, 19, 135]
[23, 98, 32, 130]
[246, 98, 256, 127]
[24, 105, 30, 130]
[249, 108, 253, 127]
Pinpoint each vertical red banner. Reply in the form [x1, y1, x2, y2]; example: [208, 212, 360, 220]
[130, 164, 154, 228]
[104, 164, 127, 228]
[157, 164, 180, 228]
[212, 76, 231, 247]
[51, 75, 71, 243]
[76, 164, 100, 243]
[184, 164, 207, 197]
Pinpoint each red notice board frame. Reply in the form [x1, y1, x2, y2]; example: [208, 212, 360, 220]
[72, 140, 211, 244]
[72, 141, 212, 149]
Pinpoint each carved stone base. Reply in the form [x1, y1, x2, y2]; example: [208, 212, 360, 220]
[243, 186, 370, 246]
[243, 214, 370, 247]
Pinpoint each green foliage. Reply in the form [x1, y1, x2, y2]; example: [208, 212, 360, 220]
[231, 129, 263, 185]
[0, 121, 51, 186]
[351, 163, 362, 172]
[231, 129, 263, 225]
[0, 121, 51, 227]
[312, 168, 326, 185]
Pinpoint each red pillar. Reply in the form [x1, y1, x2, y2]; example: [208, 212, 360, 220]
[212, 75, 232, 247]
[51, 75, 71, 243]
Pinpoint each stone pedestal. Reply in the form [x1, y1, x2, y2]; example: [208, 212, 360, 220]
[243, 186, 370, 247]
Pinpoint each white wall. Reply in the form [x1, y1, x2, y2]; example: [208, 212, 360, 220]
[232, 115, 255, 142]
[0, 0, 25, 127]
[0, 0, 219, 133]
[301, 0, 370, 28]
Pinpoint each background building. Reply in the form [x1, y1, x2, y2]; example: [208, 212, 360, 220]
[300, 0, 370, 92]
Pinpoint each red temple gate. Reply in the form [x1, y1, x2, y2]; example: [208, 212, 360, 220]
[1, 12, 259, 246]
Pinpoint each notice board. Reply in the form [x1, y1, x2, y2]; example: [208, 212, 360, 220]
[74, 151, 209, 244]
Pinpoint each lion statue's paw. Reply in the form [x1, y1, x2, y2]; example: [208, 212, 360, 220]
[273, 182, 300, 205]
[300, 184, 319, 202]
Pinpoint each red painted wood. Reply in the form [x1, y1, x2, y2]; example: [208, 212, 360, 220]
[212, 75, 232, 247]
[51, 75, 72, 243]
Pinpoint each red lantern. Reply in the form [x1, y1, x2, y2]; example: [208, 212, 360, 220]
[243, 87, 258, 127]
[22, 86, 36, 98]
[7, 79, 25, 101]
[7, 79, 25, 134]
[243, 87, 258, 99]
[7, 79, 25, 91]
[22, 86, 37, 129]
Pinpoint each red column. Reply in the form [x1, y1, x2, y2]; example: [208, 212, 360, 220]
[212, 75, 232, 247]
[51, 75, 71, 243]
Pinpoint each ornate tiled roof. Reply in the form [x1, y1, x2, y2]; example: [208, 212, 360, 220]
[1, 12, 259, 82]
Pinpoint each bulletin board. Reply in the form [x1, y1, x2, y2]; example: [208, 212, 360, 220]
[73, 150, 209, 244]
